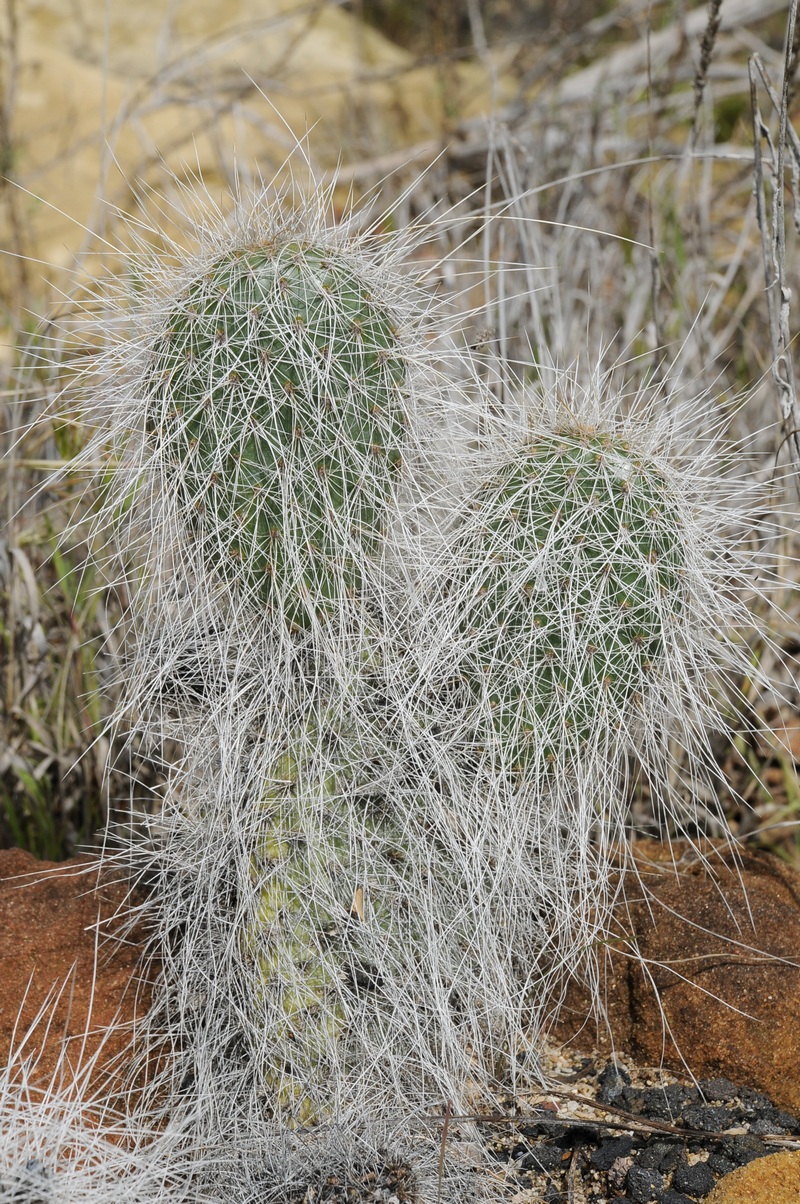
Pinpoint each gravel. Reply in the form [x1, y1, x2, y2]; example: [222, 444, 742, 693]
[480, 1053, 796, 1203]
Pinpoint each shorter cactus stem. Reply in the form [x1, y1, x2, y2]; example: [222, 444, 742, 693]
[445, 423, 687, 778]
[242, 715, 402, 1125]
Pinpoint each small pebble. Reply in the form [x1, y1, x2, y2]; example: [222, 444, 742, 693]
[634, 1142, 683, 1173]
[719, 1134, 770, 1166]
[521, 1145, 564, 1172]
[681, 1104, 730, 1133]
[672, 1159, 716, 1197]
[697, 1078, 737, 1103]
[598, 1063, 632, 1104]
[590, 1137, 635, 1171]
[657, 1145, 685, 1174]
[621, 1087, 647, 1114]
[669, 1085, 699, 1110]
[749, 1116, 781, 1135]
[626, 1165, 664, 1203]
[642, 1087, 686, 1121]
[632, 1146, 662, 1171]
[706, 1154, 737, 1178]
[739, 1087, 771, 1111]
[771, 1109, 800, 1134]
[748, 1108, 798, 1135]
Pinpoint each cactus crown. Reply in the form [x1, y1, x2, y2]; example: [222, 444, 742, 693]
[148, 240, 407, 630]
[452, 425, 686, 769]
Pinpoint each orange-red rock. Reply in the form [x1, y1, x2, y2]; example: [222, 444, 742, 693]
[0, 847, 152, 1091]
[553, 841, 800, 1113]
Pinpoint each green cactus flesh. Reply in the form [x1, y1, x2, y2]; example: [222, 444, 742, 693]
[456, 428, 686, 769]
[243, 744, 403, 1124]
[244, 750, 343, 1124]
[149, 241, 406, 628]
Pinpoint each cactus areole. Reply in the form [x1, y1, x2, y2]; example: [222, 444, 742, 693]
[148, 241, 406, 629]
[458, 428, 686, 769]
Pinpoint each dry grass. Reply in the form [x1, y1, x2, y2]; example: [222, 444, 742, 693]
[1, 0, 800, 864]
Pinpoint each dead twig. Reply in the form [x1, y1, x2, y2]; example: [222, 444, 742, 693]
[427, 1087, 800, 1149]
[749, 27, 800, 498]
[567, 1141, 585, 1203]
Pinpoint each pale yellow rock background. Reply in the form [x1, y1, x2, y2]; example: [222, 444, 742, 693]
[0, 0, 505, 313]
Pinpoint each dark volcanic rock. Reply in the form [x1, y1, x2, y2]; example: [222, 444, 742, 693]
[626, 1165, 664, 1202]
[672, 1159, 716, 1197]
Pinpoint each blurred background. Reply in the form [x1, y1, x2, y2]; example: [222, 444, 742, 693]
[2, 0, 799, 860]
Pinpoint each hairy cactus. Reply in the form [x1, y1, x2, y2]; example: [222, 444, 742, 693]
[449, 424, 686, 773]
[147, 239, 407, 630]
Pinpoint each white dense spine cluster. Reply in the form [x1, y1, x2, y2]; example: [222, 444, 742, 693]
[0, 988, 197, 1203]
[416, 370, 767, 808]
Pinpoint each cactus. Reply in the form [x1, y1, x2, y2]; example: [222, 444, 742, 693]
[148, 700, 552, 1144]
[66, 203, 777, 1197]
[446, 424, 686, 773]
[147, 239, 406, 630]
